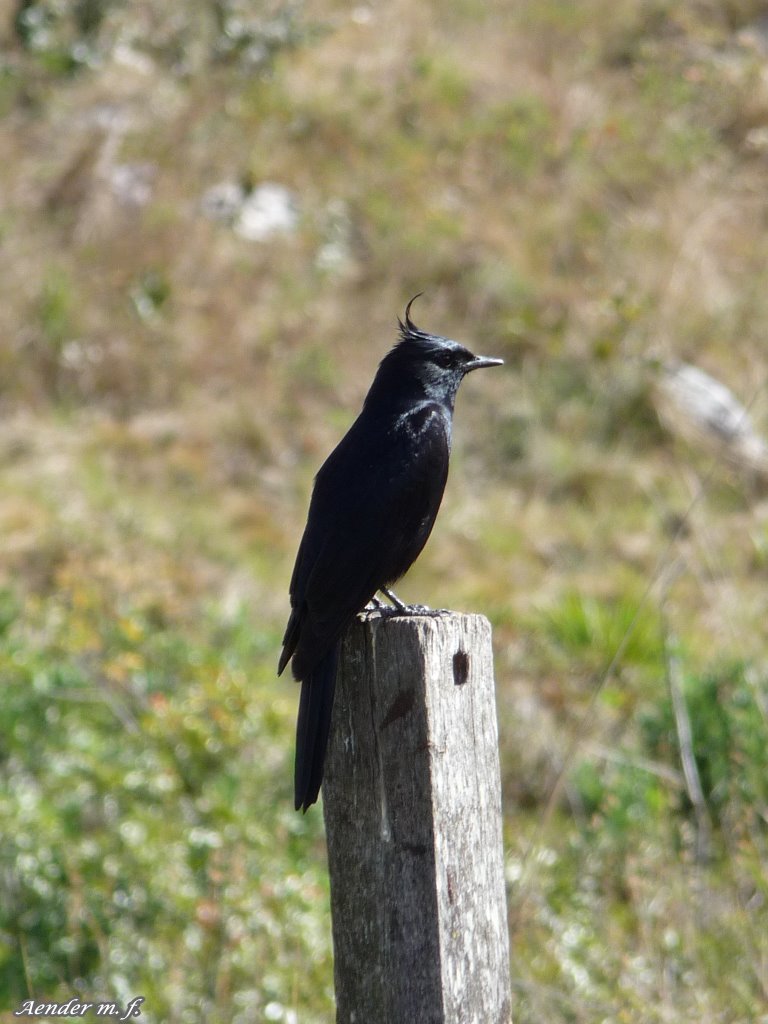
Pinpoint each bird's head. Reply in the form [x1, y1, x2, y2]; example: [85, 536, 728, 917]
[370, 295, 503, 409]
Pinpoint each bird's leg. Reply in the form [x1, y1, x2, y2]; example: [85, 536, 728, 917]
[380, 586, 410, 612]
[379, 586, 439, 616]
[363, 595, 386, 612]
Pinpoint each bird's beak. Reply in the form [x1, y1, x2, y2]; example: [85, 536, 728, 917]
[464, 355, 504, 372]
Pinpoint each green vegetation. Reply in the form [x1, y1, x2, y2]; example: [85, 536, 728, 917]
[0, 574, 331, 1022]
[1, 0, 767, 1019]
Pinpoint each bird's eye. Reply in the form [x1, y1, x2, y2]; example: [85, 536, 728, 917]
[433, 351, 454, 369]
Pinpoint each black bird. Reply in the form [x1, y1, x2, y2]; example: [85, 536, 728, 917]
[278, 297, 503, 811]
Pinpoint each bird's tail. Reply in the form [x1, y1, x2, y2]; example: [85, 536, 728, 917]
[294, 643, 339, 812]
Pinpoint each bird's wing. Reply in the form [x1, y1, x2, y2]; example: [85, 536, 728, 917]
[286, 402, 450, 674]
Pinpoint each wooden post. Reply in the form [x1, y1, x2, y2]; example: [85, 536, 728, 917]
[322, 610, 512, 1024]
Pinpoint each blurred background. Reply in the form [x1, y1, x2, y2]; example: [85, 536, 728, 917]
[1, 0, 768, 1020]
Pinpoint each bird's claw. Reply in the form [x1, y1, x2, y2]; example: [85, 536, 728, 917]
[399, 602, 432, 614]
[377, 586, 449, 617]
[382, 600, 450, 618]
[396, 603, 450, 617]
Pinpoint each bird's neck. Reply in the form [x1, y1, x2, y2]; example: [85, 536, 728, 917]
[363, 366, 458, 419]
[364, 385, 454, 420]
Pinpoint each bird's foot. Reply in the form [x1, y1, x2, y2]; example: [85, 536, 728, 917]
[400, 601, 431, 614]
[390, 603, 450, 618]
[379, 587, 448, 617]
[379, 586, 408, 612]
[399, 604, 450, 617]
[364, 595, 386, 611]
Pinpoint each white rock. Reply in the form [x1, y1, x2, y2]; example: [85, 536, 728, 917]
[234, 182, 298, 241]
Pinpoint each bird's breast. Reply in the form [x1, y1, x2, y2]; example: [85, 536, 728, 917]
[393, 401, 452, 449]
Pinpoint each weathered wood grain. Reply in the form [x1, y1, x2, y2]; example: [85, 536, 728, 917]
[323, 611, 512, 1024]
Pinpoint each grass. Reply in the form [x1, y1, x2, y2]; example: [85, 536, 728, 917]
[0, 578, 333, 1022]
[1, 0, 768, 1020]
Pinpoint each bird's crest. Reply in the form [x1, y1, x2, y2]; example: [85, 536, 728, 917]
[398, 293, 428, 341]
